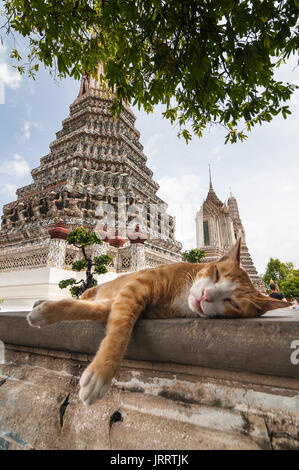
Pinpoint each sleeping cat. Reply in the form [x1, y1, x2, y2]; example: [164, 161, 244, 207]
[27, 238, 289, 405]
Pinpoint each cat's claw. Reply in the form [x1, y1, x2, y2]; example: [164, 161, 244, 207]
[27, 302, 49, 328]
[79, 369, 110, 406]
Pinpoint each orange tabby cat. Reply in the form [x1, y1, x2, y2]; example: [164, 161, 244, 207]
[27, 238, 289, 405]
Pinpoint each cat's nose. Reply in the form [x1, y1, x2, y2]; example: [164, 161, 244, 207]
[201, 289, 211, 303]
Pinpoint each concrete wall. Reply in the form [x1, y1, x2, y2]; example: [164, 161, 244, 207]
[0, 309, 299, 450]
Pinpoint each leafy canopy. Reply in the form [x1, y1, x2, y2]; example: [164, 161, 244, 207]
[1, 0, 298, 143]
[183, 248, 206, 264]
[262, 257, 294, 287]
[280, 269, 299, 299]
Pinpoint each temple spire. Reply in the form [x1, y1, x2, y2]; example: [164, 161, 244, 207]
[205, 164, 223, 207]
[78, 62, 105, 97]
[209, 164, 213, 190]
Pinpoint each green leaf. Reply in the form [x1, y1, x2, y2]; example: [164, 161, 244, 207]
[10, 48, 22, 61]
[180, 129, 192, 143]
[72, 259, 88, 271]
[183, 249, 206, 264]
[58, 278, 77, 289]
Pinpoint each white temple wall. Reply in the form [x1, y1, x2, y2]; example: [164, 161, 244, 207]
[229, 219, 236, 244]
[0, 268, 122, 312]
[211, 217, 217, 249]
[195, 208, 204, 248]
[215, 218, 222, 250]
[219, 215, 225, 250]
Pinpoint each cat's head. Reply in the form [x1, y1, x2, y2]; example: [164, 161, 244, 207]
[188, 238, 291, 318]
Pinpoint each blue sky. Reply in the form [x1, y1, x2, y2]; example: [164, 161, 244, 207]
[0, 40, 298, 275]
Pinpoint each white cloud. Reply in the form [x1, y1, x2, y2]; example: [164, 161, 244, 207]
[144, 133, 162, 156]
[20, 121, 31, 141]
[0, 154, 30, 179]
[32, 120, 44, 132]
[157, 174, 204, 249]
[0, 183, 17, 198]
[210, 146, 221, 155]
[290, 79, 299, 106]
[232, 166, 299, 273]
[0, 44, 7, 61]
[210, 145, 222, 162]
[144, 133, 163, 170]
[0, 63, 21, 89]
[276, 180, 296, 194]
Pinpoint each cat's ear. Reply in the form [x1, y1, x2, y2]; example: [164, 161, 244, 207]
[218, 237, 241, 265]
[254, 295, 292, 314]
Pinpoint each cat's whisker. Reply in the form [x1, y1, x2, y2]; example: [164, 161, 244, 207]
[182, 271, 195, 287]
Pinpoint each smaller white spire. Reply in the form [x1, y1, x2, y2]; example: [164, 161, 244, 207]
[209, 163, 213, 189]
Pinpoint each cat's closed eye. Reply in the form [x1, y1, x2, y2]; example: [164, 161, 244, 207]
[213, 266, 220, 283]
[224, 298, 239, 309]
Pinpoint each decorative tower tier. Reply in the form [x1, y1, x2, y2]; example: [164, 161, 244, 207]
[195, 170, 264, 290]
[0, 63, 182, 279]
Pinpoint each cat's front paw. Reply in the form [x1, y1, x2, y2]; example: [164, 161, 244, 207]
[27, 301, 56, 328]
[79, 368, 110, 406]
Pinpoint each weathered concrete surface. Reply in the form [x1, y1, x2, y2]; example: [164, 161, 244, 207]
[0, 308, 299, 450]
[0, 344, 299, 450]
[0, 309, 299, 379]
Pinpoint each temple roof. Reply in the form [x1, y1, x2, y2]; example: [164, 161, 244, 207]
[205, 186, 224, 208]
[203, 165, 225, 215]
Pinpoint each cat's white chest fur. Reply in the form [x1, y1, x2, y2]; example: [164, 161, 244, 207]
[170, 286, 195, 317]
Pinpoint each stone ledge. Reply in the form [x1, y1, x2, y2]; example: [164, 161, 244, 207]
[1, 309, 299, 450]
[1, 308, 299, 379]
